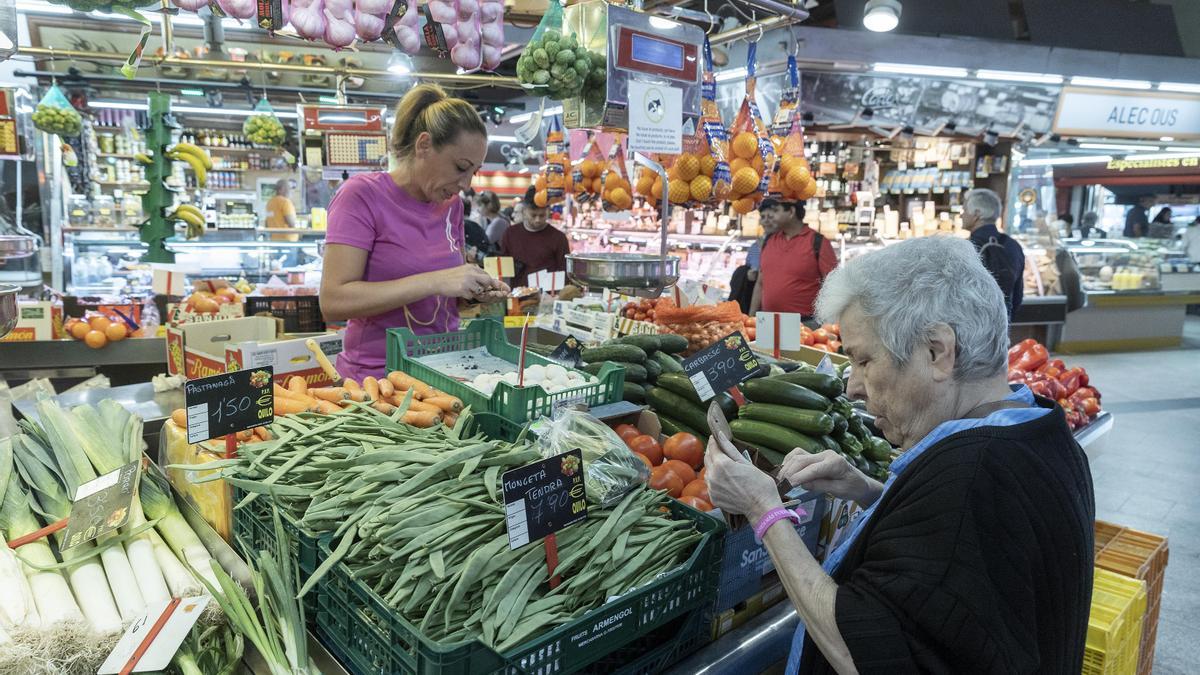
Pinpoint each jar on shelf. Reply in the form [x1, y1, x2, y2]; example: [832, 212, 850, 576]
[93, 195, 116, 228]
[68, 195, 91, 227]
[98, 133, 115, 154]
[121, 194, 143, 226]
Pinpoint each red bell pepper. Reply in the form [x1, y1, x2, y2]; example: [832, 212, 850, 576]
[1046, 358, 1066, 372]
[1079, 397, 1101, 417]
[1059, 368, 1087, 397]
[1008, 339, 1038, 365]
[1040, 365, 1062, 378]
[1014, 343, 1049, 372]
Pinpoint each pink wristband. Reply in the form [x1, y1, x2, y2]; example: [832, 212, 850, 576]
[754, 507, 802, 544]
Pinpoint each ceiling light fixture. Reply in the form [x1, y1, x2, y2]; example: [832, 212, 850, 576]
[509, 105, 563, 124]
[1019, 155, 1112, 167]
[1160, 136, 1175, 142]
[1157, 82, 1200, 93]
[1166, 146, 1200, 153]
[386, 51, 413, 76]
[873, 62, 969, 78]
[713, 67, 748, 83]
[1123, 151, 1200, 161]
[975, 69, 1063, 85]
[1069, 76, 1153, 90]
[1079, 142, 1160, 152]
[863, 0, 901, 32]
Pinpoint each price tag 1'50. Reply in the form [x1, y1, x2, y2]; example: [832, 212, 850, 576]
[183, 367, 274, 444]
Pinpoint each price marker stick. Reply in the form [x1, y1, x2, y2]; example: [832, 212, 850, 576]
[773, 313, 781, 360]
[119, 597, 182, 675]
[727, 386, 746, 408]
[517, 321, 530, 388]
[225, 434, 237, 460]
[545, 533, 561, 589]
[7, 517, 69, 549]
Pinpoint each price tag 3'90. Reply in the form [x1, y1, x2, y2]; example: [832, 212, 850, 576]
[682, 331, 760, 402]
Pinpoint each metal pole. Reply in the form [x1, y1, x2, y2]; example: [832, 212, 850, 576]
[709, 16, 795, 46]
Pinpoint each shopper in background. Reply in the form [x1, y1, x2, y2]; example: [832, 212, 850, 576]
[1183, 217, 1200, 261]
[730, 223, 773, 314]
[1055, 212, 1074, 239]
[1149, 207, 1175, 239]
[265, 178, 297, 228]
[749, 197, 836, 323]
[1078, 211, 1105, 239]
[320, 84, 509, 381]
[704, 236, 1094, 675]
[499, 186, 570, 287]
[1124, 195, 1153, 238]
[963, 187, 1025, 318]
[476, 190, 510, 248]
[460, 198, 491, 265]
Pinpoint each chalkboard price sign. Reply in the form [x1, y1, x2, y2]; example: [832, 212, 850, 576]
[547, 335, 584, 368]
[682, 331, 760, 402]
[502, 449, 587, 550]
[183, 367, 274, 444]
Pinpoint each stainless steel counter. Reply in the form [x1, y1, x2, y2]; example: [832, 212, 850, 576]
[0, 336, 167, 369]
[665, 601, 797, 675]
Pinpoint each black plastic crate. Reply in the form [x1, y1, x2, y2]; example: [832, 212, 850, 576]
[244, 295, 326, 333]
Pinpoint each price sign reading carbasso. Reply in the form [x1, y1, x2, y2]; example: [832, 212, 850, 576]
[501, 449, 587, 550]
[682, 331, 760, 402]
[183, 367, 274, 444]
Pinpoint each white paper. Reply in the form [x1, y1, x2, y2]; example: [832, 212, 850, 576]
[151, 265, 191, 296]
[628, 80, 682, 154]
[99, 596, 211, 673]
[533, 270, 566, 292]
[755, 312, 806, 352]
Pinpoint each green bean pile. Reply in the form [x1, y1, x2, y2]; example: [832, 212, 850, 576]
[182, 406, 706, 652]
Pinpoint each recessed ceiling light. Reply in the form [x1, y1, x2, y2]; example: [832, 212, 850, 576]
[863, 0, 901, 32]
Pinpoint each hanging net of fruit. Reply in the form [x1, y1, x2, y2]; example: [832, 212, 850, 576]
[700, 38, 733, 202]
[768, 56, 817, 202]
[533, 116, 570, 207]
[243, 97, 287, 148]
[633, 155, 664, 207]
[599, 135, 633, 212]
[515, 3, 603, 103]
[725, 42, 774, 216]
[32, 84, 82, 137]
[572, 135, 605, 203]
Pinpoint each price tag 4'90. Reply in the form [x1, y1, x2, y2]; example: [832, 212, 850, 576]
[501, 449, 587, 550]
[682, 331, 760, 402]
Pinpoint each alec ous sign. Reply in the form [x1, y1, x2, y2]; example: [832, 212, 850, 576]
[1053, 87, 1200, 140]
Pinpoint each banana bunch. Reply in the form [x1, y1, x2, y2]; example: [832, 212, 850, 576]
[168, 203, 207, 239]
[165, 143, 213, 187]
[134, 152, 154, 166]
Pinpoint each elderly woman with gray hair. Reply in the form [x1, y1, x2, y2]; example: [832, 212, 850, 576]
[704, 236, 1094, 674]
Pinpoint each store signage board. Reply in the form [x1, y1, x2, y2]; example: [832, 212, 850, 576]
[627, 80, 682, 154]
[0, 89, 19, 158]
[683, 331, 760, 402]
[61, 460, 140, 552]
[98, 596, 211, 674]
[502, 449, 587, 550]
[1053, 87, 1200, 140]
[183, 368, 274, 444]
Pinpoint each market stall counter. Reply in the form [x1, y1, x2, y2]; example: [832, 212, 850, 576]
[0, 336, 167, 385]
[1057, 289, 1200, 353]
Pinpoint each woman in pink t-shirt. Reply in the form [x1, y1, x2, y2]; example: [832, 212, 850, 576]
[320, 84, 509, 381]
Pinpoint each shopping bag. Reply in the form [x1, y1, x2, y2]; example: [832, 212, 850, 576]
[32, 84, 82, 137]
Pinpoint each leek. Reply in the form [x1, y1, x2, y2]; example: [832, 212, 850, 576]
[0, 470, 83, 627]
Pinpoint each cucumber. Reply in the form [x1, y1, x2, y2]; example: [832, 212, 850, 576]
[656, 373, 738, 420]
[658, 415, 706, 443]
[622, 381, 646, 403]
[651, 350, 684, 374]
[729, 419, 825, 455]
[830, 412, 849, 437]
[657, 334, 689, 354]
[643, 356, 662, 381]
[864, 437, 893, 462]
[851, 455, 870, 473]
[644, 386, 710, 436]
[772, 371, 845, 399]
[581, 344, 646, 364]
[615, 334, 661, 352]
[740, 379, 831, 411]
[839, 434, 863, 457]
[582, 361, 646, 383]
[526, 342, 556, 356]
[819, 435, 841, 453]
[755, 446, 787, 467]
[739, 403, 835, 436]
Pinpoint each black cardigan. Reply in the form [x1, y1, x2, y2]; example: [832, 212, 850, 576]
[799, 397, 1095, 674]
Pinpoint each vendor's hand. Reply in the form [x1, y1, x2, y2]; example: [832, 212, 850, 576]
[471, 281, 510, 304]
[439, 264, 506, 301]
[704, 437, 782, 523]
[779, 449, 878, 505]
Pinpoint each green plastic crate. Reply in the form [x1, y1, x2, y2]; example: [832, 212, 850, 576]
[386, 320, 624, 423]
[315, 499, 724, 675]
[230, 485, 325, 620]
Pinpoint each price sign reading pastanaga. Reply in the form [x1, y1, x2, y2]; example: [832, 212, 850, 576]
[183, 367, 274, 444]
[682, 331, 760, 402]
[501, 449, 587, 550]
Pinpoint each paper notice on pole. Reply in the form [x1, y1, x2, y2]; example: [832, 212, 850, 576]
[627, 80, 682, 154]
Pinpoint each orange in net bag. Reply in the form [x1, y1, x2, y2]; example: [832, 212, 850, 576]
[634, 154, 665, 207]
[535, 116, 570, 207]
[572, 134, 606, 203]
[726, 41, 775, 215]
[599, 135, 634, 212]
[700, 37, 733, 202]
[767, 56, 818, 202]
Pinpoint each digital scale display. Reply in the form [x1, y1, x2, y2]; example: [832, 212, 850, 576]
[630, 34, 683, 70]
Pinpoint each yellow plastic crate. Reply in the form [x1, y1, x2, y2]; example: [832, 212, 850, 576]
[1083, 568, 1147, 675]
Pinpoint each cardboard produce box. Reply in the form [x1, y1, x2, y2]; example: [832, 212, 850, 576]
[166, 316, 343, 386]
[0, 301, 62, 342]
[160, 420, 232, 541]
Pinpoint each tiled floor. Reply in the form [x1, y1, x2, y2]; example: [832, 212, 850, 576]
[1067, 316, 1200, 674]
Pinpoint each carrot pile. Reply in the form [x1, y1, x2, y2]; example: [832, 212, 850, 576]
[272, 371, 463, 428]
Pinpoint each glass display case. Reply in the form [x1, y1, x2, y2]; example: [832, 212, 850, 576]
[1016, 236, 1197, 296]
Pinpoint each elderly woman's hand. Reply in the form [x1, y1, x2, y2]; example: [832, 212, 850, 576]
[704, 438, 783, 523]
[779, 449, 883, 507]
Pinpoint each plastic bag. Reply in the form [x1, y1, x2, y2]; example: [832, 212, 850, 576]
[599, 136, 633, 212]
[768, 56, 817, 202]
[633, 155, 664, 206]
[654, 39, 732, 208]
[479, 0, 505, 71]
[515, 2, 590, 101]
[726, 42, 774, 215]
[538, 409, 650, 506]
[533, 117, 570, 207]
[699, 38, 733, 203]
[243, 98, 287, 147]
[32, 85, 82, 137]
[451, 0, 483, 72]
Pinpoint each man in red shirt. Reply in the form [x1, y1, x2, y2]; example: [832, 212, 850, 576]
[500, 186, 571, 286]
[749, 197, 837, 320]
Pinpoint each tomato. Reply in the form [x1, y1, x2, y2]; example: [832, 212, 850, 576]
[634, 312, 648, 321]
[633, 453, 654, 471]
[746, 327, 756, 341]
[661, 459, 696, 485]
[679, 495, 713, 512]
[811, 328, 829, 344]
[649, 465, 684, 498]
[820, 324, 838, 336]
[801, 332, 815, 346]
[698, 466, 706, 482]
[615, 424, 641, 443]
[681, 478, 709, 503]
[826, 339, 842, 353]
[663, 432, 704, 469]
[629, 435, 664, 465]
[1080, 397, 1101, 417]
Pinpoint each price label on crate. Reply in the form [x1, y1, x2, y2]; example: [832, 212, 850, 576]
[682, 331, 760, 402]
[98, 596, 211, 674]
[502, 449, 587, 550]
[61, 460, 140, 552]
[547, 334, 584, 368]
[183, 367, 274, 444]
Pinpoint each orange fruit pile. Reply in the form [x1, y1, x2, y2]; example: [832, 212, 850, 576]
[601, 170, 633, 211]
[728, 130, 767, 213]
[776, 151, 817, 201]
[64, 313, 135, 349]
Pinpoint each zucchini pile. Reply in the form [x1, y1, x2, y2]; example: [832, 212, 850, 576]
[577, 333, 690, 405]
